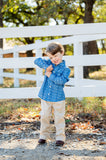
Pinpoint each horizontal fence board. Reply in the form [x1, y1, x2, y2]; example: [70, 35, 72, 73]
[1, 73, 106, 86]
[0, 87, 39, 99]
[0, 57, 35, 68]
[0, 34, 106, 55]
[65, 85, 106, 97]
[16, 73, 43, 81]
[0, 85, 106, 99]
[0, 23, 106, 38]
[66, 78, 75, 85]
[79, 79, 106, 86]
[0, 55, 106, 69]
[64, 55, 106, 66]
[66, 79, 106, 86]
[2, 72, 44, 81]
[76, 34, 106, 42]
[2, 72, 14, 78]
[0, 36, 75, 54]
[2, 72, 72, 84]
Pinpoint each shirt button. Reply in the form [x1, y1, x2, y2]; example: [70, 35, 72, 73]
[48, 93, 50, 95]
[49, 86, 51, 88]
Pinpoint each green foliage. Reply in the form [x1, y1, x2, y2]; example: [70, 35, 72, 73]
[93, 1, 106, 23]
[65, 44, 74, 55]
[2, 0, 80, 26]
[2, 0, 105, 27]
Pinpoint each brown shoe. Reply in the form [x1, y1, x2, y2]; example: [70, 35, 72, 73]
[38, 139, 46, 144]
[56, 140, 64, 146]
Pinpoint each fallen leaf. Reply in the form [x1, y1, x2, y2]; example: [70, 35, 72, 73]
[66, 114, 71, 117]
[99, 141, 106, 145]
[71, 124, 76, 130]
[93, 129, 99, 133]
[90, 126, 94, 129]
[35, 114, 40, 117]
[87, 121, 90, 125]
[28, 98, 32, 101]
[77, 137, 81, 141]
[24, 108, 28, 111]
[67, 105, 70, 111]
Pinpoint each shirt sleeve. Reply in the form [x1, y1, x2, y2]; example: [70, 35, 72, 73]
[49, 68, 71, 85]
[34, 58, 50, 70]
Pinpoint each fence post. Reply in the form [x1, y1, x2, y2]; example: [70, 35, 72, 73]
[0, 49, 3, 84]
[35, 40, 43, 87]
[13, 45, 19, 87]
[74, 40, 83, 89]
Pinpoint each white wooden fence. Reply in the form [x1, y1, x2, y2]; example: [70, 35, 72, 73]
[0, 23, 106, 99]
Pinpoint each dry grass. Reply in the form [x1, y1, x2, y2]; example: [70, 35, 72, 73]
[89, 66, 106, 80]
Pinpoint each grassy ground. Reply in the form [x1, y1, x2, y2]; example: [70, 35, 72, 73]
[0, 66, 106, 121]
[0, 97, 105, 122]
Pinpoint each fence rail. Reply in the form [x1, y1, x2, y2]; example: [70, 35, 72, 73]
[0, 23, 106, 99]
[0, 23, 106, 38]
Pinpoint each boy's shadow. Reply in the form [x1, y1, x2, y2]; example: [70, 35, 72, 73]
[33, 142, 64, 160]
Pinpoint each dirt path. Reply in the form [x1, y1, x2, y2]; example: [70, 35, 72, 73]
[0, 121, 106, 160]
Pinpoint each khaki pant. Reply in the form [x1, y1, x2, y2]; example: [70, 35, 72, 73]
[40, 99, 65, 141]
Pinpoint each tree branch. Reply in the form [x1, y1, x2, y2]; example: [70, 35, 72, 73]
[75, 15, 84, 24]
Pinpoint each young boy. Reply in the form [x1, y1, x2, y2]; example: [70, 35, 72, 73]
[34, 42, 70, 146]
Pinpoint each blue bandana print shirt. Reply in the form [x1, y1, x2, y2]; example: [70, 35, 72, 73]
[34, 58, 71, 102]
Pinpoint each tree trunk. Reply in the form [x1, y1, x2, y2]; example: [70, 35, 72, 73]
[0, 0, 3, 48]
[26, 50, 34, 71]
[101, 39, 106, 54]
[83, 0, 100, 78]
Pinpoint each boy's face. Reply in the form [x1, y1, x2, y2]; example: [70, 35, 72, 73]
[47, 52, 64, 65]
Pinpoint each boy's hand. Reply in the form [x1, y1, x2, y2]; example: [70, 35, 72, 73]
[46, 65, 53, 72]
[45, 71, 51, 77]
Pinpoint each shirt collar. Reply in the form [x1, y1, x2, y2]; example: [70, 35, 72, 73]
[51, 60, 66, 74]
[52, 60, 65, 68]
